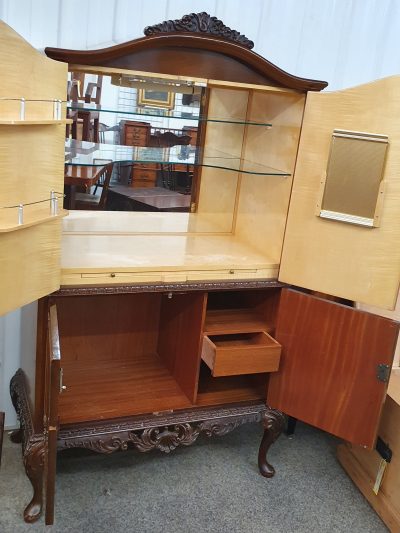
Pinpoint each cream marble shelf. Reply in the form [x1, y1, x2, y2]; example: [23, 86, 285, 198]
[61, 214, 278, 285]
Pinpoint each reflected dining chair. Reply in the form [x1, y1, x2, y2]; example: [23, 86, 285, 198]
[74, 163, 114, 210]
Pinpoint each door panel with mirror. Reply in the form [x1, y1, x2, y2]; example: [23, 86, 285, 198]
[279, 77, 400, 310]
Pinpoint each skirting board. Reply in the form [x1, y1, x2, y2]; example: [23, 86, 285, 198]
[337, 444, 400, 532]
[337, 393, 400, 533]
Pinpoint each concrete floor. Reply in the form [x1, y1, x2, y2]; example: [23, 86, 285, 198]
[0, 422, 387, 533]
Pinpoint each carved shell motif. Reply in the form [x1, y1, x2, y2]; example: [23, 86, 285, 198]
[144, 12, 254, 50]
[129, 424, 201, 454]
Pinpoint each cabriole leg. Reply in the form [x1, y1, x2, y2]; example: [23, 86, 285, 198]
[258, 408, 285, 477]
[10, 370, 45, 524]
[23, 436, 45, 523]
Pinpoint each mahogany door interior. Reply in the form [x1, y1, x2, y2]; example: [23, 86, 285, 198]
[267, 289, 399, 448]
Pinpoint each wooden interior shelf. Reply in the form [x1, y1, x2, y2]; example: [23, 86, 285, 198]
[196, 364, 266, 406]
[59, 354, 193, 424]
[204, 309, 272, 335]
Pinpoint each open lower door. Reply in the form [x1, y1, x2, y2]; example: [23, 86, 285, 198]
[0, 22, 67, 316]
[44, 304, 61, 525]
[279, 76, 400, 310]
[267, 289, 399, 448]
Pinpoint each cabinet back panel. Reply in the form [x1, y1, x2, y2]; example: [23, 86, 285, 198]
[56, 294, 161, 362]
[197, 88, 247, 230]
[235, 92, 305, 258]
[197, 363, 266, 406]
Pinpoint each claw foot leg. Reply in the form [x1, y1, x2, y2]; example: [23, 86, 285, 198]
[258, 408, 285, 478]
[23, 436, 45, 523]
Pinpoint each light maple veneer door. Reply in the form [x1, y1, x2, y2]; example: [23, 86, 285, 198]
[267, 289, 399, 448]
[0, 21, 67, 315]
[278, 76, 400, 310]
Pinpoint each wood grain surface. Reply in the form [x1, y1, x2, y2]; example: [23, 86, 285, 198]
[279, 76, 400, 309]
[0, 21, 67, 315]
[58, 355, 193, 424]
[267, 289, 399, 448]
[158, 292, 207, 402]
[202, 332, 281, 377]
[337, 395, 400, 532]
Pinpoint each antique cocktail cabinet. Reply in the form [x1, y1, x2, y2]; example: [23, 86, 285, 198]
[1, 13, 399, 525]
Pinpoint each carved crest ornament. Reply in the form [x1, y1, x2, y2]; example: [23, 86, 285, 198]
[144, 12, 255, 49]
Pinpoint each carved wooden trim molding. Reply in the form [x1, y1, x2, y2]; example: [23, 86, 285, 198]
[144, 12, 254, 49]
[10, 369, 46, 523]
[58, 402, 267, 454]
[10, 369, 35, 452]
[55, 279, 283, 297]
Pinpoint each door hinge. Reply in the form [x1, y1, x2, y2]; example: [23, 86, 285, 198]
[376, 364, 391, 383]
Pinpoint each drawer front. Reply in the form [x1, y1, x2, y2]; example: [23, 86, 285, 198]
[132, 164, 157, 183]
[125, 134, 148, 146]
[133, 170, 157, 180]
[124, 126, 149, 146]
[134, 163, 158, 171]
[131, 179, 156, 188]
[202, 332, 281, 377]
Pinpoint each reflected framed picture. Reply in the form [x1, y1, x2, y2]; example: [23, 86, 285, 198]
[138, 88, 175, 109]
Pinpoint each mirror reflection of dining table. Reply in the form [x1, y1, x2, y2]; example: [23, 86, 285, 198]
[64, 139, 198, 210]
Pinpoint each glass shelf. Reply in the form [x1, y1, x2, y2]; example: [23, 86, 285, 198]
[0, 192, 66, 232]
[65, 140, 290, 177]
[66, 102, 273, 127]
[0, 97, 65, 121]
[0, 119, 71, 125]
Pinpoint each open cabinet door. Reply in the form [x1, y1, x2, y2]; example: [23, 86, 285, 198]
[44, 305, 61, 525]
[279, 76, 400, 310]
[0, 22, 67, 316]
[267, 290, 399, 448]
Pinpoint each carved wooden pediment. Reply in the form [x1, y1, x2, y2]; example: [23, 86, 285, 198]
[45, 13, 328, 91]
[144, 12, 254, 49]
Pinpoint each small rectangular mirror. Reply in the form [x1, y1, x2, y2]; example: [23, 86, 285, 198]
[317, 129, 388, 227]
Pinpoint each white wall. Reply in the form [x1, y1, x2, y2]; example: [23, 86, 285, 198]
[1, 0, 400, 427]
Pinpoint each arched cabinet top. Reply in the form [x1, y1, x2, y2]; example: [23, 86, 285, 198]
[45, 12, 328, 92]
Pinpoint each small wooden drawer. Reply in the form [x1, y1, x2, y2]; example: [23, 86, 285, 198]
[134, 170, 157, 180]
[134, 163, 158, 171]
[123, 122, 151, 146]
[131, 179, 156, 188]
[201, 332, 281, 377]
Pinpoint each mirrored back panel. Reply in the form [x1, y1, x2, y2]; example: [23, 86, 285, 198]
[62, 69, 293, 235]
[65, 71, 204, 216]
